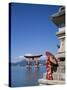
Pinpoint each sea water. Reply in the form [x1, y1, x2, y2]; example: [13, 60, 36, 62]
[11, 65, 46, 87]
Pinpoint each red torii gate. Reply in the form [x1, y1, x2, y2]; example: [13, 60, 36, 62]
[24, 55, 42, 67]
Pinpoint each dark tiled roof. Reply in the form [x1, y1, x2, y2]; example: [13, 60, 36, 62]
[51, 6, 65, 18]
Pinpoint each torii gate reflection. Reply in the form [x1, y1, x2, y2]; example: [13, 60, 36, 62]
[24, 55, 42, 68]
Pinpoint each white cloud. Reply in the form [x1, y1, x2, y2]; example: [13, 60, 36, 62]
[12, 53, 33, 63]
[40, 55, 46, 60]
[15, 56, 25, 60]
[12, 55, 25, 63]
[24, 53, 33, 56]
[12, 54, 46, 63]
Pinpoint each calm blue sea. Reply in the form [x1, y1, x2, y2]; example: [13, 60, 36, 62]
[11, 65, 46, 87]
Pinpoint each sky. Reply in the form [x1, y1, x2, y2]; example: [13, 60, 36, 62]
[10, 3, 61, 62]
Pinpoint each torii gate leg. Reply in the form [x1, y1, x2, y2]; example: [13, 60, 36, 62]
[35, 58, 39, 68]
[28, 58, 32, 67]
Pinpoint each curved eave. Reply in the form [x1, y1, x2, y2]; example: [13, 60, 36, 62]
[50, 9, 65, 27]
[56, 31, 65, 37]
[51, 15, 65, 27]
[51, 9, 65, 18]
[24, 55, 42, 58]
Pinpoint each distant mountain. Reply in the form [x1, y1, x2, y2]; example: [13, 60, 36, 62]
[10, 59, 27, 66]
[10, 59, 46, 66]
